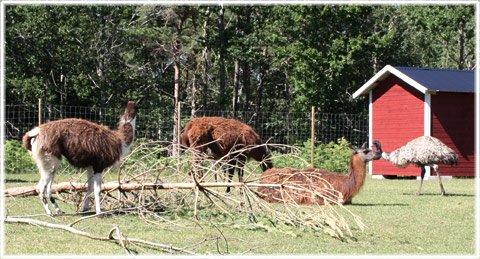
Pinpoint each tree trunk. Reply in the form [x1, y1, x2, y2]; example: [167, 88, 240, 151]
[191, 57, 198, 118]
[172, 9, 188, 157]
[255, 46, 268, 114]
[242, 62, 251, 114]
[172, 57, 180, 157]
[232, 60, 240, 118]
[218, 5, 226, 110]
[457, 24, 465, 70]
[201, 48, 209, 115]
[201, 7, 211, 115]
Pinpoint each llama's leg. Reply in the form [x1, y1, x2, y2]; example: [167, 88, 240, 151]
[45, 173, 64, 214]
[93, 171, 103, 215]
[33, 150, 61, 215]
[237, 156, 247, 196]
[416, 166, 426, 196]
[433, 164, 446, 196]
[190, 154, 203, 181]
[237, 155, 247, 184]
[226, 159, 236, 193]
[82, 167, 94, 212]
[37, 176, 52, 215]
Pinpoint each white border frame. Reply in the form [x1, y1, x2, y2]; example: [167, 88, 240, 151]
[0, 1, 478, 259]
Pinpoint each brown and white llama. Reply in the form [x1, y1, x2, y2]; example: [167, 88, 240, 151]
[22, 98, 142, 215]
[257, 142, 381, 205]
[182, 116, 273, 192]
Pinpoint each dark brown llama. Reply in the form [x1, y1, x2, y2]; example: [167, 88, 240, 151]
[22, 98, 142, 215]
[182, 116, 273, 192]
[257, 142, 381, 205]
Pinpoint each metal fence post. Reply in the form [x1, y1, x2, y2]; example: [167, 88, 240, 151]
[38, 99, 42, 126]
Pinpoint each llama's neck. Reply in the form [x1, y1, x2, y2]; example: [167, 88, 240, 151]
[345, 154, 367, 200]
[118, 117, 136, 155]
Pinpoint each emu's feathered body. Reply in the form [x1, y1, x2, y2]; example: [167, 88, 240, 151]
[381, 136, 458, 168]
[373, 136, 459, 196]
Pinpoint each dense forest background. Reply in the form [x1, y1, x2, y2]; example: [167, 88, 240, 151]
[5, 5, 476, 116]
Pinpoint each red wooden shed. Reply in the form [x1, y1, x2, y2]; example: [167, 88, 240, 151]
[353, 65, 475, 178]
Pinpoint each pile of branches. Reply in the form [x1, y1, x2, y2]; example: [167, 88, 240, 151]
[5, 140, 367, 254]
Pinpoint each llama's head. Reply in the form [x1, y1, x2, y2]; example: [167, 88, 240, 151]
[261, 153, 274, 171]
[351, 142, 382, 162]
[120, 97, 143, 123]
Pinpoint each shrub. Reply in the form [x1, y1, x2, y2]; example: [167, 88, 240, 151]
[310, 137, 353, 174]
[4, 139, 36, 174]
[272, 137, 353, 174]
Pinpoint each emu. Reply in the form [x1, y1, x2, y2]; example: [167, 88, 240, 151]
[373, 136, 459, 196]
[182, 116, 273, 193]
[22, 98, 142, 215]
[257, 142, 381, 205]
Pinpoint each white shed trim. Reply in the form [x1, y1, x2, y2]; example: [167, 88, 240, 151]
[422, 92, 432, 179]
[353, 65, 429, 99]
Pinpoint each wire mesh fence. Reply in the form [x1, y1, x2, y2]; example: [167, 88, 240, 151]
[4, 103, 368, 148]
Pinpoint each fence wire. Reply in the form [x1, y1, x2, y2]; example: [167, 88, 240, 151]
[4, 104, 368, 147]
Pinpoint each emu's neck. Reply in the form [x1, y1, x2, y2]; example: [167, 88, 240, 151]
[381, 152, 390, 161]
[118, 117, 136, 154]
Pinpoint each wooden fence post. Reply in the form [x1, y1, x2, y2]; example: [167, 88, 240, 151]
[38, 98, 42, 126]
[311, 106, 315, 168]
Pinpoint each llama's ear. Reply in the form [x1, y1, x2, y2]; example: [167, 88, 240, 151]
[136, 85, 151, 105]
[135, 97, 144, 106]
[117, 94, 127, 105]
[360, 142, 368, 149]
[349, 145, 358, 152]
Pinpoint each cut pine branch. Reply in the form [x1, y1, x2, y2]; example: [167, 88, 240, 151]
[4, 217, 197, 255]
[4, 181, 307, 197]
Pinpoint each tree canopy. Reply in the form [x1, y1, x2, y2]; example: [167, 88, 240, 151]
[5, 4, 476, 115]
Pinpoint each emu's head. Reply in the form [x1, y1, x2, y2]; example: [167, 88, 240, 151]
[351, 142, 382, 162]
[371, 140, 383, 154]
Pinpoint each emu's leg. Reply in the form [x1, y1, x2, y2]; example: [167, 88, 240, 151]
[433, 164, 446, 196]
[93, 171, 103, 215]
[82, 167, 94, 212]
[416, 166, 426, 196]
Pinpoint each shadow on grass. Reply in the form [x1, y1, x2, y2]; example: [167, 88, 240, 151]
[401, 192, 475, 197]
[5, 179, 31, 183]
[349, 203, 409, 207]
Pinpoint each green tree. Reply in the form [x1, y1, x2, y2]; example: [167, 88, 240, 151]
[399, 5, 475, 69]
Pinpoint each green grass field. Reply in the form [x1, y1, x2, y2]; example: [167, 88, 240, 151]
[3, 173, 477, 256]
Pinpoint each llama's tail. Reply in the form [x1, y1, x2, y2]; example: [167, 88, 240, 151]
[22, 127, 40, 151]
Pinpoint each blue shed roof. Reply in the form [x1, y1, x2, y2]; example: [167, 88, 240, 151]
[395, 67, 475, 93]
[353, 65, 475, 98]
